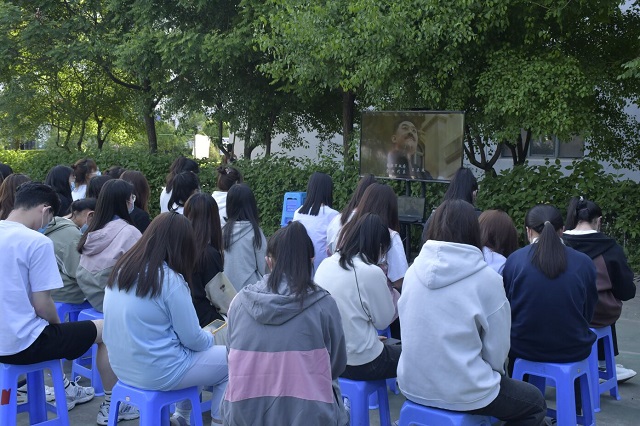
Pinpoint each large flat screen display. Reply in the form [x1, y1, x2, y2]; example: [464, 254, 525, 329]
[359, 111, 465, 182]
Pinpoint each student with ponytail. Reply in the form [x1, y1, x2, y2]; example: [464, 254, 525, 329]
[503, 204, 598, 367]
[564, 196, 636, 382]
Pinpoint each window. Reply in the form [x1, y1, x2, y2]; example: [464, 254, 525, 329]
[501, 134, 584, 158]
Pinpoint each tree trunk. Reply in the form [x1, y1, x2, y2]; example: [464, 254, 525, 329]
[264, 109, 277, 157]
[144, 103, 158, 154]
[76, 120, 86, 151]
[463, 125, 503, 176]
[342, 90, 356, 162]
[243, 124, 253, 158]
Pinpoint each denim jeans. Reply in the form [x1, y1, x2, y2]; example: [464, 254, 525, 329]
[467, 375, 547, 426]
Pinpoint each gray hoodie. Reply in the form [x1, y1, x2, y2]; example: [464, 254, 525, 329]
[398, 240, 511, 411]
[45, 217, 84, 304]
[223, 221, 267, 291]
[221, 275, 348, 426]
[77, 219, 141, 312]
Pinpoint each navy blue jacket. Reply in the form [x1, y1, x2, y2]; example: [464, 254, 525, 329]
[503, 244, 598, 363]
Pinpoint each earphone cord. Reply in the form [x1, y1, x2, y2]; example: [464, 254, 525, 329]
[353, 267, 372, 323]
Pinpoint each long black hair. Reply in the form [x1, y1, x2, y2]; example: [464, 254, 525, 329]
[298, 172, 333, 216]
[426, 199, 482, 249]
[340, 174, 376, 226]
[565, 196, 602, 231]
[443, 167, 478, 204]
[338, 213, 391, 270]
[78, 179, 134, 253]
[216, 166, 243, 191]
[86, 175, 113, 199]
[45, 165, 73, 216]
[525, 204, 566, 279]
[223, 183, 262, 249]
[267, 222, 317, 302]
[168, 171, 200, 211]
[108, 212, 196, 298]
[184, 193, 224, 269]
[165, 156, 200, 189]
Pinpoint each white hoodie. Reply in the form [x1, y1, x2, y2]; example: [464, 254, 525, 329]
[398, 240, 510, 411]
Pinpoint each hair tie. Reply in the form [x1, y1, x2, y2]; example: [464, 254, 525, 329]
[544, 221, 551, 226]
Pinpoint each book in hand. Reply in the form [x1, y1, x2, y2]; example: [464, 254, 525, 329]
[202, 319, 228, 346]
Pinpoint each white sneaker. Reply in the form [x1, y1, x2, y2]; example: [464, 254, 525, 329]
[616, 364, 637, 383]
[16, 384, 56, 403]
[170, 413, 189, 426]
[96, 401, 140, 425]
[65, 377, 95, 405]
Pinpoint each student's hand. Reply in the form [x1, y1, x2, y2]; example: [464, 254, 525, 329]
[378, 336, 387, 342]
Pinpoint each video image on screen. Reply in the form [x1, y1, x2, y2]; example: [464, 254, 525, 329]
[359, 111, 464, 182]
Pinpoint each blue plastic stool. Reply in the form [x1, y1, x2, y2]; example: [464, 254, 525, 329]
[280, 192, 306, 227]
[108, 381, 203, 426]
[71, 308, 104, 396]
[339, 378, 391, 426]
[512, 358, 594, 426]
[588, 326, 621, 412]
[55, 301, 92, 323]
[1, 360, 70, 425]
[398, 399, 493, 426]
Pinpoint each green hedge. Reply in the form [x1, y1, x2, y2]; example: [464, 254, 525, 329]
[2, 148, 639, 270]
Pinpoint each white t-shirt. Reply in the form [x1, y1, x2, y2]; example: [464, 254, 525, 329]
[159, 187, 172, 213]
[0, 221, 63, 355]
[71, 184, 87, 201]
[212, 191, 228, 227]
[293, 205, 339, 273]
[325, 213, 343, 255]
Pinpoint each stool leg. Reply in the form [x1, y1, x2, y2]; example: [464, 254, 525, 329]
[0, 367, 18, 425]
[91, 344, 104, 396]
[353, 391, 370, 426]
[108, 400, 121, 426]
[377, 387, 391, 426]
[26, 370, 47, 423]
[555, 375, 578, 426]
[602, 334, 621, 400]
[49, 362, 71, 424]
[588, 343, 601, 413]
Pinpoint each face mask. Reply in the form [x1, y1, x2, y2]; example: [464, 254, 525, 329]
[38, 206, 51, 234]
[70, 182, 75, 191]
[37, 226, 47, 234]
[80, 223, 89, 234]
[95, 170, 102, 176]
[128, 202, 135, 214]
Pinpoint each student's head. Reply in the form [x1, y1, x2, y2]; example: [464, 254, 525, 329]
[223, 183, 262, 250]
[0, 174, 32, 220]
[78, 179, 134, 253]
[72, 158, 98, 185]
[478, 210, 519, 258]
[356, 183, 399, 230]
[443, 167, 478, 205]
[266, 221, 317, 301]
[425, 199, 482, 250]
[108, 212, 196, 298]
[11, 182, 59, 230]
[69, 198, 97, 231]
[392, 120, 418, 155]
[0, 162, 13, 181]
[298, 172, 333, 216]
[525, 204, 566, 279]
[184, 193, 223, 268]
[45, 165, 73, 195]
[340, 174, 376, 225]
[104, 166, 126, 179]
[565, 196, 602, 231]
[337, 213, 391, 270]
[168, 171, 200, 211]
[86, 175, 114, 199]
[216, 165, 243, 192]
[121, 170, 151, 212]
[166, 156, 200, 188]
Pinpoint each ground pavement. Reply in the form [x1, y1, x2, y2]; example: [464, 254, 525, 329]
[15, 294, 640, 426]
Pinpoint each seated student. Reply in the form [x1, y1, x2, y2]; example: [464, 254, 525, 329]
[45, 210, 85, 305]
[77, 180, 142, 312]
[0, 173, 31, 220]
[161, 157, 200, 213]
[503, 204, 598, 367]
[564, 196, 637, 382]
[0, 183, 136, 424]
[120, 170, 152, 234]
[293, 172, 339, 273]
[212, 166, 242, 227]
[220, 222, 348, 426]
[71, 158, 98, 201]
[399, 200, 546, 425]
[168, 171, 200, 214]
[478, 210, 519, 275]
[104, 213, 228, 426]
[326, 174, 376, 255]
[316, 213, 398, 381]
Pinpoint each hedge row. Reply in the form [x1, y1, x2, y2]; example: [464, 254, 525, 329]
[2, 148, 639, 270]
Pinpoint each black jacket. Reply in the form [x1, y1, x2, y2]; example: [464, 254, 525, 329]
[191, 245, 225, 327]
[564, 231, 635, 326]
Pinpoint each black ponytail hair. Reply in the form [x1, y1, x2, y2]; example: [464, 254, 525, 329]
[565, 196, 602, 231]
[525, 204, 566, 279]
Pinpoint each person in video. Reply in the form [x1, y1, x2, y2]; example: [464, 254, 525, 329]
[386, 120, 432, 180]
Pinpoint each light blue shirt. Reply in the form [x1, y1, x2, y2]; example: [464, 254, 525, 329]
[103, 263, 213, 390]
